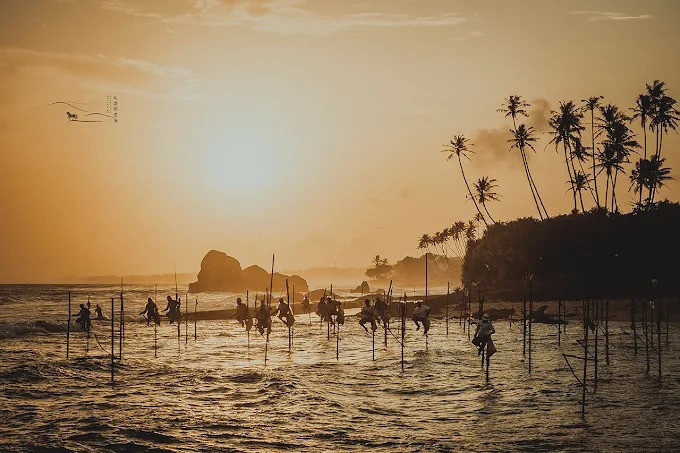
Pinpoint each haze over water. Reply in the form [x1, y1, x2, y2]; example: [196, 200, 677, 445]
[1, 284, 679, 452]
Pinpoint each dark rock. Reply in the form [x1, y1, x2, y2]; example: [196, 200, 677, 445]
[189, 250, 309, 293]
[351, 281, 370, 294]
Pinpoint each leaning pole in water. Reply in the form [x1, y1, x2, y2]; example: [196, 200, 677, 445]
[286, 279, 291, 352]
[401, 293, 406, 371]
[119, 285, 124, 362]
[446, 282, 450, 336]
[154, 285, 158, 358]
[185, 292, 188, 345]
[111, 297, 115, 385]
[194, 296, 198, 340]
[66, 291, 71, 359]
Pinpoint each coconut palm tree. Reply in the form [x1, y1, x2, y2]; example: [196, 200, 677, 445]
[417, 234, 430, 252]
[572, 171, 590, 212]
[509, 124, 548, 218]
[595, 117, 639, 212]
[629, 156, 673, 205]
[582, 96, 604, 207]
[643, 81, 678, 157]
[631, 94, 654, 204]
[549, 101, 585, 212]
[498, 96, 548, 219]
[442, 135, 488, 226]
[473, 176, 501, 224]
[465, 219, 477, 241]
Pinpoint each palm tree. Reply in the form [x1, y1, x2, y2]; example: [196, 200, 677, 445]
[417, 234, 431, 253]
[549, 101, 585, 212]
[572, 171, 590, 212]
[508, 124, 548, 218]
[630, 155, 673, 204]
[631, 93, 654, 204]
[498, 96, 548, 219]
[582, 96, 603, 207]
[442, 135, 488, 226]
[646, 81, 674, 159]
[465, 219, 477, 241]
[473, 176, 501, 223]
[597, 142, 624, 210]
[595, 116, 639, 212]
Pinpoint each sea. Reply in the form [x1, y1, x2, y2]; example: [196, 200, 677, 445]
[1, 284, 679, 452]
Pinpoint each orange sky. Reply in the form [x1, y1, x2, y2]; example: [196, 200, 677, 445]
[1, 0, 679, 282]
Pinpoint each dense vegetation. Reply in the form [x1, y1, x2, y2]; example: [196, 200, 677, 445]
[462, 202, 680, 299]
[410, 80, 679, 299]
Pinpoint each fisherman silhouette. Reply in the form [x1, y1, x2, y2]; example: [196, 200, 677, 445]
[140, 298, 157, 326]
[162, 295, 180, 324]
[473, 313, 496, 355]
[256, 300, 272, 336]
[302, 296, 311, 313]
[74, 303, 91, 331]
[412, 300, 431, 335]
[359, 299, 377, 333]
[94, 304, 103, 319]
[235, 297, 249, 327]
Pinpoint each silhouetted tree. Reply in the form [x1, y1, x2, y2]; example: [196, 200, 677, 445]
[442, 135, 488, 226]
[549, 101, 585, 212]
[582, 96, 604, 207]
[499, 96, 548, 219]
[474, 176, 501, 223]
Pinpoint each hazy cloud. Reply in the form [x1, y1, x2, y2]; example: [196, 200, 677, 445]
[472, 98, 551, 167]
[98, 0, 467, 35]
[0, 48, 202, 99]
[570, 11, 655, 21]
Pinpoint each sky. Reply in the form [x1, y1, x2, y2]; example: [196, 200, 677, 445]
[1, 0, 679, 282]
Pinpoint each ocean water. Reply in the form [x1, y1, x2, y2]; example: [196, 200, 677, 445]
[1, 284, 679, 452]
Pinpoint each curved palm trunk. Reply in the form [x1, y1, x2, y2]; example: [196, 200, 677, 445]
[458, 155, 488, 226]
[591, 109, 600, 208]
[563, 141, 577, 212]
[640, 124, 647, 205]
[520, 149, 543, 219]
[481, 202, 496, 224]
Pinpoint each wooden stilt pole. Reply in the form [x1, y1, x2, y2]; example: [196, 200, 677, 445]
[522, 281, 527, 358]
[481, 343, 485, 368]
[66, 291, 71, 359]
[194, 296, 197, 340]
[557, 300, 561, 346]
[528, 276, 533, 374]
[336, 314, 340, 361]
[292, 284, 295, 347]
[401, 293, 405, 371]
[643, 298, 649, 374]
[286, 279, 291, 352]
[446, 282, 449, 336]
[372, 327, 375, 361]
[111, 297, 115, 385]
[594, 300, 599, 393]
[86, 295, 90, 352]
[185, 292, 188, 346]
[581, 299, 589, 418]
[246, 290, 250, 353]
[605, 298, 610, 365]
[154, 285, 157, 358]
[485, 350, 490, 383]
[631, 298, 638, 354]
[119, 287, 124, 361]
[656, 291, 662, 381]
